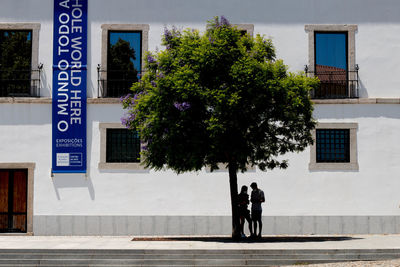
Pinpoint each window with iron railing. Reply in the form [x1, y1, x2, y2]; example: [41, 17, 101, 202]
[0, 30, 42, 97]
[304, 25, 359, 100]
[0, 67, 42, 97]
[106, 128, 141, 163]
[97, 67, 141, 98]
[316, 129, 350, 163]
[98, 29, 143, 98]
[305, 64, 359, 99]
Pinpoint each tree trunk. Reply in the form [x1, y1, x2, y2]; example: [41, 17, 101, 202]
[228, 162, 241, 239]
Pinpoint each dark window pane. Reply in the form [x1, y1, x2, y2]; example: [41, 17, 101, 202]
[0, 30, 32, 97]
[107, 31, 142, 97]
[316, 129, 350, 163]
[314, 32, 348, 99]
[106, 129, 140, 163]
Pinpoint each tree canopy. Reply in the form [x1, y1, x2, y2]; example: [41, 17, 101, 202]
[121, 17, 318, 173]
[121, 16, 319, 238]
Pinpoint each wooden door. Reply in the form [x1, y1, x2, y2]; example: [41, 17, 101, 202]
[0, 169, 27, 232]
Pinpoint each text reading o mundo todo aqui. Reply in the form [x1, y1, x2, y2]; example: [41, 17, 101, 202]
[56, 0, 84, 133]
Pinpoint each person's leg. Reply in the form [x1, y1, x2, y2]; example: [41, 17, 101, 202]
[252, 213, 258, 237]
[239, 216, 245, 235]
[257, 218, 262, 237]
[245, 213, 253, 236]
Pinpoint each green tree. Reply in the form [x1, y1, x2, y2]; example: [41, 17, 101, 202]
[107, 38, 138, 97]
[121, 17, 319, 239]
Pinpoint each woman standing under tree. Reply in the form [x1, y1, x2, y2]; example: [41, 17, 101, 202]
[238, 185, 253, 238]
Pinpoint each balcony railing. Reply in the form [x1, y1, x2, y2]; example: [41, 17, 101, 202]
[0, 65, 43, 97]
[305, 65, 359, 99]
[97, 65, 141, 98]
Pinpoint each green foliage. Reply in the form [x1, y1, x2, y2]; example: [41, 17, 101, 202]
[0, 31, 32, 96]
[121, 17, 319, 173]
[0, 30, 32, 78]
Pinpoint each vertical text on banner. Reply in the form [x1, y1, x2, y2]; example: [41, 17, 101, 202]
[52, 0, 88, 173]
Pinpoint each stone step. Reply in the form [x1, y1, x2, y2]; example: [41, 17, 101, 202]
[0, 249, 397, 266]
[2, 248, 400, 254]
[0, 259, 384, 266]
[0, 252, 399, 260]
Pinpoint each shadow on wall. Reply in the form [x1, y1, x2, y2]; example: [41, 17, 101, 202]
[89, 0, 400, 24]
[358, 75, 369, 98]
[314, 103, 400, 120]
[39, 65, 51, 97]
[52, 173, 95, 200]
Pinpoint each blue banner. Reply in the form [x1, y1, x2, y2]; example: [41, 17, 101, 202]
[52, 0, 87, 173]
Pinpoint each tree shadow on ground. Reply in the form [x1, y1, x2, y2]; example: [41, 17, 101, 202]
[131, 236, 362, 243]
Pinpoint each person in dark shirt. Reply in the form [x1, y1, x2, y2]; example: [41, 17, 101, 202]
[250, 182, 265, 238]
[238, 185, 253, 238]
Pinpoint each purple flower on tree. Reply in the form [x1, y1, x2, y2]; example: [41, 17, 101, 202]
[173, 102, 191, 111]
[120, 117, 128, 127]
[119, 93, 131, 103]
[220, 16, 230, 26]
[164, 27, 173, 42]
[147, 54, 156, 63]
[121, 112, 137, 128]
[151, 81, 157, 87]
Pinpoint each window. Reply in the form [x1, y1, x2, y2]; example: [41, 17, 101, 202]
[0, 24, 41, 97]
[316, 129, 349, 163]
[309, 123, 358, 171]
[99, 24, 149, 98]
[305, 25, 358, 99]
[106, 129, 140, 163]
[234, 24, 254, 37]
[99, 123, 145, 170]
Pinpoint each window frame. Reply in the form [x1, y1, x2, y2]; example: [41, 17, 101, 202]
[100, 24, 149, 98]
[309, 122, 359, 171]
[99, 123, 145, 170]
[305, 25, 357, 99]
[0, 163, 34, 235]
[234, 24, 254, 37]
[0, 23, 40, 97]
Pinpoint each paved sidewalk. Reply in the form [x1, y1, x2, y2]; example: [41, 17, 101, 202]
[0, 234, 399, 250]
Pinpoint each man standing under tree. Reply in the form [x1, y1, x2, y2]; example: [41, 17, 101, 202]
[250, 182, 265, 238]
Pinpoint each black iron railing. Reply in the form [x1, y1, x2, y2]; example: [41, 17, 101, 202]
[0, 65, 43, 97]
[97, 65, 141, 98]
[305, 65, 359, 99]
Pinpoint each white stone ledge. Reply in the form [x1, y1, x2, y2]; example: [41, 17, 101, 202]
[313, 98, 400, 104]
[88, 98, 120, 104]
[309, 162, 359, 171]
[0, 97, 52, 104]
[2, 98, 400, 105]
[98, 162, 147, 171]
[0, 98, 120, 104]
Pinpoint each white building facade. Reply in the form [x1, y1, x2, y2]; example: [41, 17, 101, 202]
[1, 0, 400, 235]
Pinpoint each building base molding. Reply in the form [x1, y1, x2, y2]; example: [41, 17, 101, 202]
[33, 215, 400, 236]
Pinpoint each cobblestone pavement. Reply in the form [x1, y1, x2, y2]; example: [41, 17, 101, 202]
[284, 259, 400, 266]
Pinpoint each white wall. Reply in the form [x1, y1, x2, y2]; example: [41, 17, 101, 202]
[1, 103, 400, 217]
